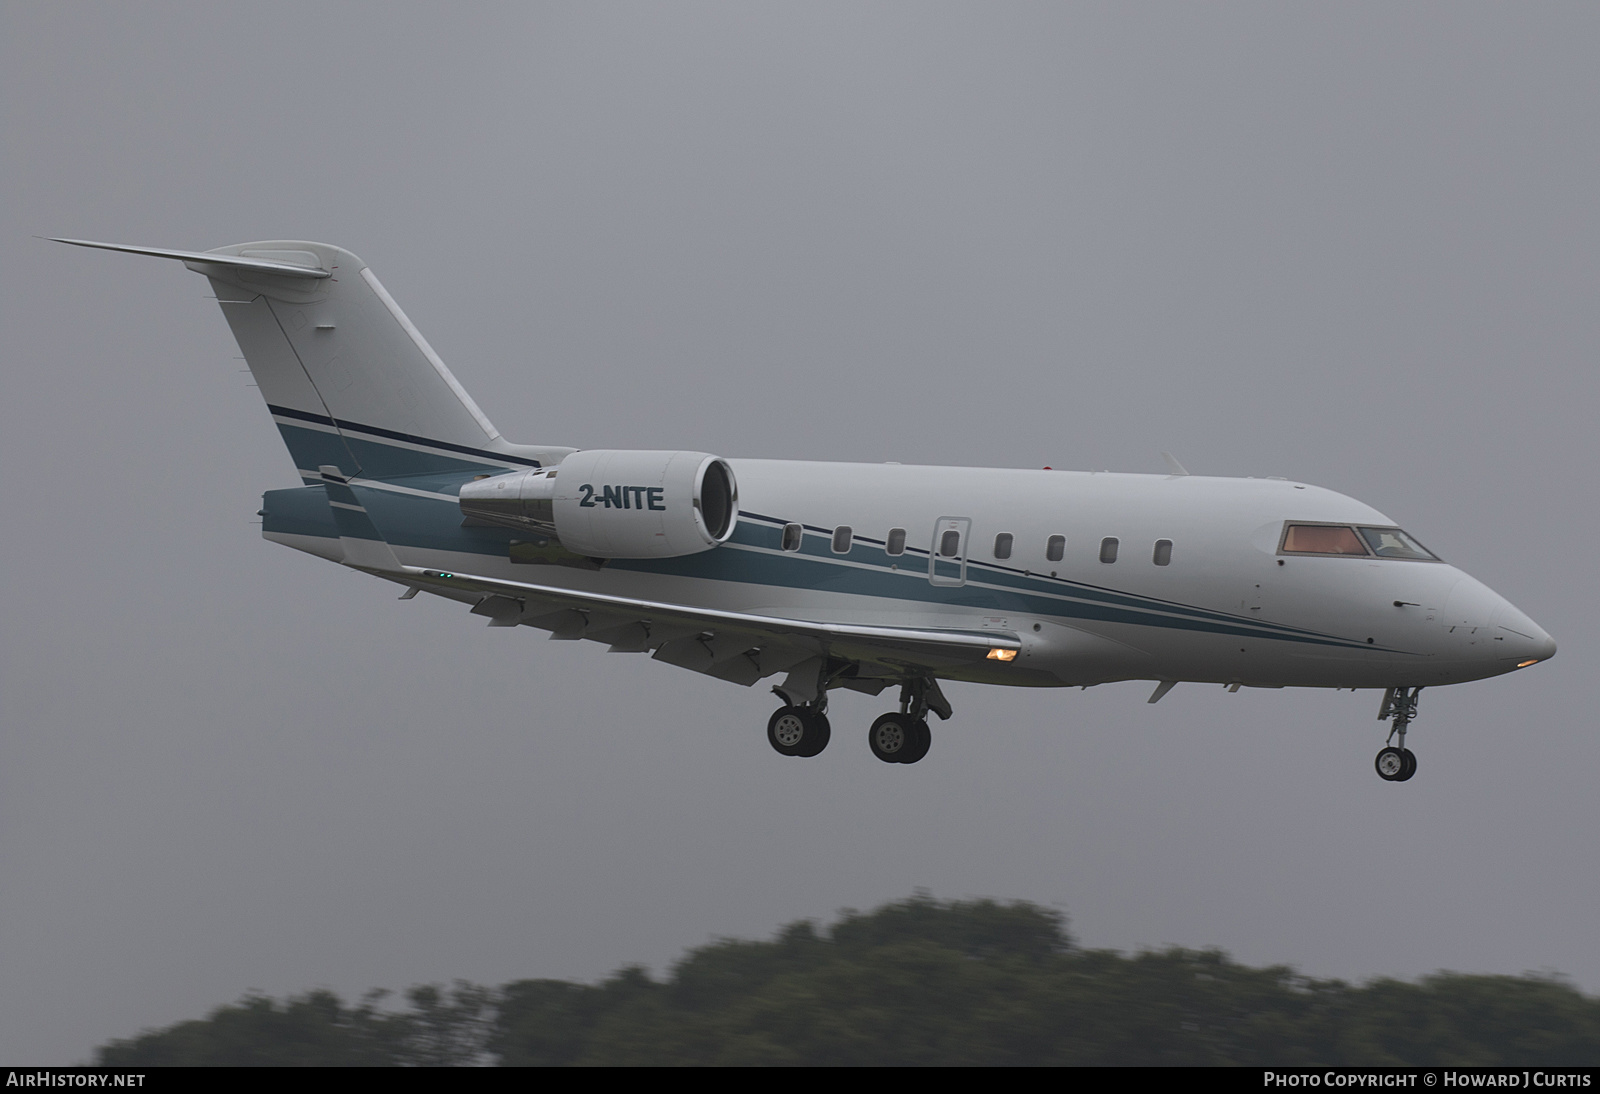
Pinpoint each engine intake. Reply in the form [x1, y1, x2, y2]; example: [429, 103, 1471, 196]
[459, 450, 738, 559]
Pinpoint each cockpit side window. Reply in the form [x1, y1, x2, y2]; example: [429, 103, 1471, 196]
[1357, 526, 1438, 561]
[1280, 523, 1369, 556]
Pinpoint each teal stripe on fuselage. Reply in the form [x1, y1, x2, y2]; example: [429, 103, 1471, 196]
[354, 480, 520, 556]
[262, 484, 339, 539]
[264, 478, 517, 557]
[702, 515, 1357, 647]
[258, 458, 1383, 653]
[610, 535, 1374, 650]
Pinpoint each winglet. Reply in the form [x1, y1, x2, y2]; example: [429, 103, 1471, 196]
[1161, 452, 1191, 477]
[50, 237, 331, 279]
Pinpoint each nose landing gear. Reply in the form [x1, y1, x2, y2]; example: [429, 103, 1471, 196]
[1374, 686, 1422, 782]
[1374, 745, 1416, 781]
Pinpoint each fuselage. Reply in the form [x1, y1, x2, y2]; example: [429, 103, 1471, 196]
[264, 458, 1556, 692]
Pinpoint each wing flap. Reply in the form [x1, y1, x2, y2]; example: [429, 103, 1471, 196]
[403, 566, 1020, 682]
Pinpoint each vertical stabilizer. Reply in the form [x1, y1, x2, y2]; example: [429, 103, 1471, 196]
[55, 238, 573, 481]
[204, 240, 507, 480]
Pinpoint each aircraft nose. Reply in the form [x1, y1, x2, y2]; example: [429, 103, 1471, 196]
[1493, 598, 1557, 666]
[1443, 575, 1555, 669]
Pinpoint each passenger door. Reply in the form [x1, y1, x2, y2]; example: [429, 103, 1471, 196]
[928, 516, 971, 587]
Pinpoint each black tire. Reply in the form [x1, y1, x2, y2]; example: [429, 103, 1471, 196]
[1397, 748, 1417, 782]
[795, 713, 831, 758]
[868, 712, 915, 763]
[897, 719, 931, 764]
[1375, 746, 1406, 781]
[767, 707, 808, 756]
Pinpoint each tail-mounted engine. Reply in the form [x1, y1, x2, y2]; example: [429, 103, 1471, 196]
[458, 450, 738, 559]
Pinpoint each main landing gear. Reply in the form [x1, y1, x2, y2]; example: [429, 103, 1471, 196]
[766, 704, 832, 758]
[1374, 686, 1422, 782]
[867, 678, 945, 765]
[868, 711, 930, 764]
[765, 672, 949, 765]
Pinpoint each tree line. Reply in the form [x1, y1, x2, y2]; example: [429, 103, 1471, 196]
[96, 894, 1600, 1066]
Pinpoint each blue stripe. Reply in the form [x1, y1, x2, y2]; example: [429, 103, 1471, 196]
[726, 513, 1362, 648]
[267, 404, 542, 471]
[261, 480, 1399, 654]
[610, 538, 1385, 652]
[275, 423, 514, 479]
[261, 485, 338, 539]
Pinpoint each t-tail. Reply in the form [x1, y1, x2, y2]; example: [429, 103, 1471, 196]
[53, 238, 572, 482]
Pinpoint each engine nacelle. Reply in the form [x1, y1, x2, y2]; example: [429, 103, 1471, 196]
[458, 449, 738, 559]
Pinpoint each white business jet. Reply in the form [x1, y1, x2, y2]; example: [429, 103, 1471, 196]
[57, 238, 1556, 780]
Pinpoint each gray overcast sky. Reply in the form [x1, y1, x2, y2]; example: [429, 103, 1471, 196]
[3, 2, 1597, 1063]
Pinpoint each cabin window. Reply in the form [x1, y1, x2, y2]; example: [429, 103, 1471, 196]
[993, 533, 1013, 560]
[1045, 535, 1065, 563]
[781, 523, 803, 552]
[1100, 537, 1119, 563]
[1357, 527, 1437, 561]
[832, 526, 853, 554]
[1281, 523, 1367, 556]
[885, 528, 906, 555]
[939, 529, 961, 557]
[1153, 539, 1173, 566]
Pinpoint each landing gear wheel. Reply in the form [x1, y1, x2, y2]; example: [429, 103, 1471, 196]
[796, 713, 831, 758]
[868, 712, 917, 764]
[1375, 747, 1407, 781]
[768, 707, 806, 756]
[1398, 748, 1417, 781]
[897, 719, 931, 764]
[768, 706, 829, 757]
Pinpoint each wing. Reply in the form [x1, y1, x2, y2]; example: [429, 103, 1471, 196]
[399, 565, 1021, 695]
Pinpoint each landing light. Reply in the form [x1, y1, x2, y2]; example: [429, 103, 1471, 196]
[987, 648, 1016, 661]
[1516, 659, 1541, 668]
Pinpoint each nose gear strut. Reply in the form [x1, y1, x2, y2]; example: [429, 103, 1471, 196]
[1375, 686, 1422, 782]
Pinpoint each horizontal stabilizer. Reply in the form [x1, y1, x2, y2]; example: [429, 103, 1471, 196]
[51, 238, 332, 278]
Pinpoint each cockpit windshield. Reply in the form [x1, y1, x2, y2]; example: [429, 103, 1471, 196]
[1357, 526, 1436, 560]
[1280, 523, 1439, 561]
[1281, 524, 1367, 555]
